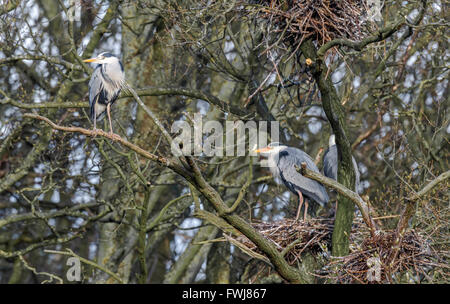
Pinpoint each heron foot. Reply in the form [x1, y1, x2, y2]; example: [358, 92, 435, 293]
[293, 217, 305, 223]
[92, 128, 101, 138]
[293, 212, 308, 223]
[109, 132, 122, 141]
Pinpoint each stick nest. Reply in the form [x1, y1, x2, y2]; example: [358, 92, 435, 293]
[235, 218, 334, 265]
[250, 0, 368, 47]
[334, 230, 443, 283]
[232, 217, 445, 283]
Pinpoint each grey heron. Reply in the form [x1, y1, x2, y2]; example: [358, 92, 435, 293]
[323, 134, 361, 193]
[254, 143, 329, 221]
[83, 52, 125, 137]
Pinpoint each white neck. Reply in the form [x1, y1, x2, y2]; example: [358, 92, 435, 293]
[266, 146, 287, 180]
[329, 134, 336, 147]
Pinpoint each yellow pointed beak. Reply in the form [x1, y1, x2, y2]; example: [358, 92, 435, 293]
[254, 147, 271, 153]
[83, 58, 98, 63]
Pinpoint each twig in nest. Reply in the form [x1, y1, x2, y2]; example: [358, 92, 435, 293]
[334, 230, 442, 283]
[248, 0, 368, 57]
[234, 218, 334, 265]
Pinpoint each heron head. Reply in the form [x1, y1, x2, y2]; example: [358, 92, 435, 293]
[253, 142, 286, 155]
[83, 52, 119, 64]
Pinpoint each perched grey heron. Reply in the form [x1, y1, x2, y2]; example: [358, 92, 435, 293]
[83, 52, 125, 136]
[323, 135, 361, 193]
[254, 143, 329, 221]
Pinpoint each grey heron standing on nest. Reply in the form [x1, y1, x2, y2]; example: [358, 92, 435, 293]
[83, 52, 125, 137]
[254, 143, 329, 221]
[323, 134, 361, 193]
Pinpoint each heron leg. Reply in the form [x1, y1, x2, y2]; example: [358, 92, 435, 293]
[295, 190, 304, 221]
[106, 103, 121, 141]
[107, 103, 113, 135]
[303, 200, 309, 222]
[92, 107, 99, 137]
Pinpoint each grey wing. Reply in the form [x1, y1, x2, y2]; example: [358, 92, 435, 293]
[88, 65, 104, 120]
[323, 146, 337, 180]
[278, 148, 329, 206]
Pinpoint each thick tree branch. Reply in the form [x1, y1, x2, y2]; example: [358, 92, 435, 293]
[317, 20, 404, 58]
[317, 0, 427, 59]
[23, 113, 191, 178]
[297, 163, 377, 235]
[184, 156, 308, 283]
[300, 38, 356, 256]
[4, 87, 250, 119]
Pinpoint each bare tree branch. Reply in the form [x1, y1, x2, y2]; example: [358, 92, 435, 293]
[297, 162, 377, 235]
